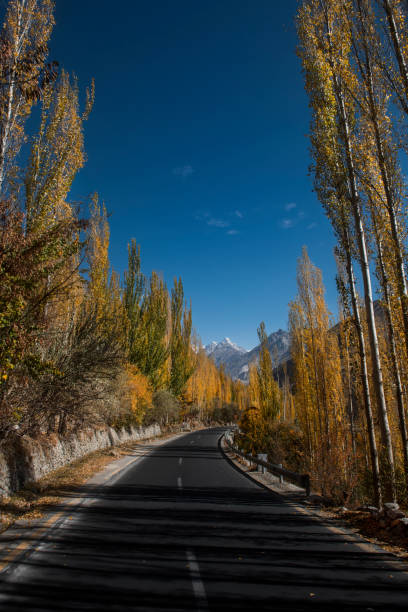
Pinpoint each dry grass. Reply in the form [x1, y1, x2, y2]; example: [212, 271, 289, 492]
[0, 432, 176, 533]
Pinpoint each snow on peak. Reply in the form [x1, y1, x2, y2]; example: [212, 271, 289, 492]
[220, 337, 247, 352]
[204, 337, 247, 358]
[204, 341, 218, 355]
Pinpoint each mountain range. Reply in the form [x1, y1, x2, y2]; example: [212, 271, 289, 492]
[206, 301, 387, 384]
[204, 330, 290, 383]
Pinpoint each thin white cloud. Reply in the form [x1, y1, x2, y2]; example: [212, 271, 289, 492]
[207, 217, 230, 228]
[307, 222, 317, 230]
[234, 210, 243, 218]
[280, 218, 294, 229]
[173, 164, 194, 178]
[279, 208, 307, 230]
[195, 210, 240, 233]
[285, 202, 296, 211]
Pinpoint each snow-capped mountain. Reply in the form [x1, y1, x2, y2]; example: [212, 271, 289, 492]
[205, 329, 291, 383]
[204, 337, 248, 368]
[204, 341, 218, 355]
[206, 302, 386, 384]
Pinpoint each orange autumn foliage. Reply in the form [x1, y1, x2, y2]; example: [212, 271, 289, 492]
[123, 364, 153, 425]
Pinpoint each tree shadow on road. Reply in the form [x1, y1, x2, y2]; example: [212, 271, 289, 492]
[1, 475, 407, 611]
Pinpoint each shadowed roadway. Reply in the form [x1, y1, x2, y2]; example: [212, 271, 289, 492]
[0, 427, 407, 610]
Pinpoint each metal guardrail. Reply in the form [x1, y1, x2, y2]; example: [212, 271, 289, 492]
[224, 433, 311, 497]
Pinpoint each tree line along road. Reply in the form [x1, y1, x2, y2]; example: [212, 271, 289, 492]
[0, 427, 407, 611]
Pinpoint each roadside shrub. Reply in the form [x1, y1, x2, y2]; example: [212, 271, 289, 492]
[211, 402, 240, 424]
[238, 407, 304, 472]
[183, 403, 200, 420]
[220, 402, 240, 423]
[263, 422, 304, 472]
[144, 390, 180, 426]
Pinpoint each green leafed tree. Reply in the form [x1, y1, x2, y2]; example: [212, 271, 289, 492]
[123, 238, 145, 360]
[169, 277, 195, 398]
[256, 321, 281, 421]
[129, 271, 169, 390]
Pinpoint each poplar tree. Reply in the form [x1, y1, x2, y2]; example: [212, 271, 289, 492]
[256, 321, 281, 421]
[348, 0, 408, 367]
[23, 72, 93, 336]
[169, 278, 194, 398]
[0, 0, 56, 196]
[25, 71, 93, 231]
[289, 248, 351, 497]
[378, 0, 408, 118]
[129, 272, 169, 390]
[297, 0, 395, 503]
[124, 239, 144, 363]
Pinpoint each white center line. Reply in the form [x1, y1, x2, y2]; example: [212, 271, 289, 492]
[178, 457, 183, 466]
[186, 548, 208, 610]
[177, 476, 183, 490]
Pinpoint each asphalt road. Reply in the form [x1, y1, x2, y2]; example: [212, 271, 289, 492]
[0, 427, 408, 611]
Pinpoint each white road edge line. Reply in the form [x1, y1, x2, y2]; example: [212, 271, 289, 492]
[186, 548, 208, 611]
[177, 476, 183, 490]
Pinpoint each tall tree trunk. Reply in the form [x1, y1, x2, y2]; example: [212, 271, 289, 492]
[382, 0, 408, 100]
[359, 26, 408, 365]
[336, 85, 396, 501]
[0, 1, 27, 195]
[343, 228, 382, 507]
[338, 303, 357, 456]
[373, 219, 408, 489]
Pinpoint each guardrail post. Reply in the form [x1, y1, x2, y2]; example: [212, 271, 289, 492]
[278, 464, 283, 484]
[257, 454, 267, 473]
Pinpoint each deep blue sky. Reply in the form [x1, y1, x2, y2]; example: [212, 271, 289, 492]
[50, 0, 339, 350]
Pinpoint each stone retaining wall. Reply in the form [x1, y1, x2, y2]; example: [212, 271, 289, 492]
[363, 502, 408, 538]
[0, 423, 161, 497]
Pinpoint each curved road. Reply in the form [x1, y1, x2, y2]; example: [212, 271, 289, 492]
[0, 427, 408, 610]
